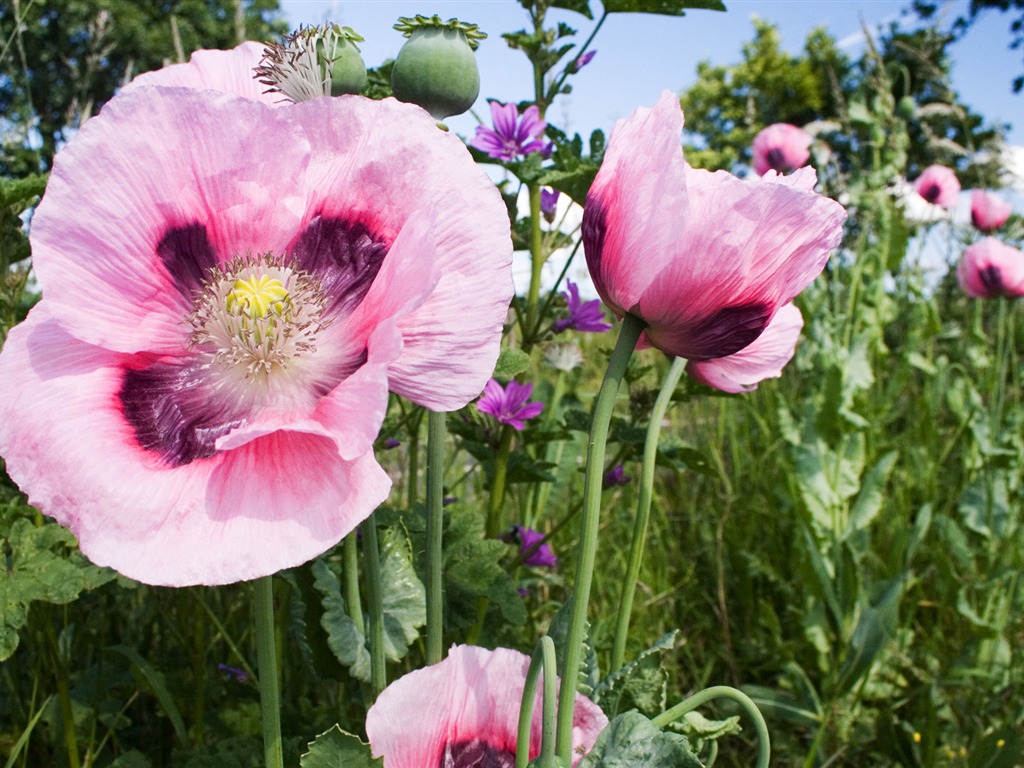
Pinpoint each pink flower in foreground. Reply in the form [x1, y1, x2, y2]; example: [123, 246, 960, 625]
[687, 303, 804, 393]
[752, 123, 813, 176]
[470, 101, 549, 161]
[971, 190, 1013, 232]
[914, 165, 961, 208]
[365, 645, 607, 767]
[583, 92, 845, 361]
[477, 379, 544, 431]
[0, 61, 512, 586]
[957, 238, 1024, 298]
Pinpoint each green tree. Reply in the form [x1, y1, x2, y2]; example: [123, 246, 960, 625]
[0, 0, 286, 174]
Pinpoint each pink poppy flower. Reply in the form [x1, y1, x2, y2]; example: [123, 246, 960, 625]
[0, 83, 512, 586]
[365, 645, 607, 767]
[914, 165, 961, 208]
[957, 238, 1024, 298]
[752, 123, 813, 176]
[583, 92, 845, 361]
[971, 190, 1013, 232]
[687, 302, 804, 393]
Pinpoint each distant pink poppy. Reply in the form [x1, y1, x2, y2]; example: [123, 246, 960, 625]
[971, 190, 1013, 232]
[583, 92, 845, 361]
[914, 165, 961, 208]
[687, 303, 804, 392]
[957, 238, 1024, 298]
[365, 645, 607, 767]
[752, 123, 813, 176]
[0, 84, 512, 585]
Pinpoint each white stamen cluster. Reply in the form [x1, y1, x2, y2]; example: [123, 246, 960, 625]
[255, 23, 361, 103]
[189, 253, 329, 381]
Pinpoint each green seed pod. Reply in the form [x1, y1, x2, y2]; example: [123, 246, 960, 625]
[897, 95, 916, 121]
[391, 15, 486, 121]
[318, 34, 367, 96]
[256, 24, 366, 103]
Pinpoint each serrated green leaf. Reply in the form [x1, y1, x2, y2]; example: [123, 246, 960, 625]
[578, 710, 702, 768]
[550, 0, 594, 18]
[539, 165, 599, 208]
[847, 450, 898, 535]
[378, 526, 426, 661]
[301, 725, 382, 768]
[595, 631, 677, 718]
[548, 599, 599, 696]
[835, 578, 904, 696]
[494, 348, 531, 379]
[312, 559, 372, 682]
[604, 0, 725, 14]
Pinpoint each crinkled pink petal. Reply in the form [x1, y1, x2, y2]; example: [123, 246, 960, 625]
[365, 645, 608, 768]
[752, 123, 813, 176]
[294, 95, 513, 410]
[0, 309, 391, 586]
[957, 238, 1024, 298]
[687, 302, 804, 392]
[914, 165, 961, 208]
[120, 42, 279, 105]
[971, 189, 1012, 232]
[31, 86, 308, 354]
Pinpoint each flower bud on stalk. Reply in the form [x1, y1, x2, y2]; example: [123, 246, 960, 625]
[392, 15, 485, 122]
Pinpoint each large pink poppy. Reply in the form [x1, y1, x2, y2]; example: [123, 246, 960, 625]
[687, 302, 804, 393]
[957, 238, 1024, 298]
[583, 92, 845, 361]
[365, 645, 608, 767]
[751, 123, 813, 176]
[970, 189, 1012, 232]
[0, 81, 512, 585]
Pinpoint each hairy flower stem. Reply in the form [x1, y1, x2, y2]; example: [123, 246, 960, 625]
[652, 685, 771, 768]
[529, 370, 568, 519]
[611, 355, 687, 672]
[485, 425, 516, 540]
[362, 511, 387, 697]
[425, 410, 446, 665]
[555, 313, 645, 761]
[254, 576, 283, 768]
[343, 533, 365, 635]
[516, 636, 559, 768]
[526, 183, 546, 338]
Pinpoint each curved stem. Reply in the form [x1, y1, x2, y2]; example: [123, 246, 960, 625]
[485, 425, 516, 540]
[652, 685, 770, 768]
[611, 355, 687, 672]
[555, 313, 645, 761]
[254, 576, 283, 768]
[362, 512, 387, 698]
[425, 410, 446, 665]
[516, 636, 559, 768]
[343, 533, 365, 636]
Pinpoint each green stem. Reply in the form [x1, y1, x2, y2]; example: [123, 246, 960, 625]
[652, 685, 770, 768]
[485, 425, 516, 540]
[529, 370, 568, 520]
[516, 636, 559, 768]
[425, 410, 446, 665]
[362, 512, 387, 697]
[44, 610, 80, 768]
[545, 11, 608, 106]
[526, 183, 546, 337]
[254, 576, 283, 768]
[343, 533, 365, 636]
[555, 313, 645, 760]
[611, 355, 687, 672]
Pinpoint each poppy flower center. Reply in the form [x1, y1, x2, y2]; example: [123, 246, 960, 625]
[440, 739, 515, 768]
[189, 253, 329, 380]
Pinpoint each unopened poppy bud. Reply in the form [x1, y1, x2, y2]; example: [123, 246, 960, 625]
[392, 15, 485, 121]
[897, 95, 916, 120]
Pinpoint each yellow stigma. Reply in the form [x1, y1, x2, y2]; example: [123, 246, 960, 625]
[225, 275, 290, 319]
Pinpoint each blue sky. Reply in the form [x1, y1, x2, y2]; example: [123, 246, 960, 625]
[278, 0, 1022, 144]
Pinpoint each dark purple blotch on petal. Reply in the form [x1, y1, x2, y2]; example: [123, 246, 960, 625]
[120, 362, 245, 466]
[920, 183, 941, 204]
[157, 223, 218, 298]
[291, 215, 389, 317]
[764, 148, 787, 172]
[685, 303, 773, 361]
[582, 198, 608, 287]
[440, 740, 516, 768]
[980, 265, 1004, 295]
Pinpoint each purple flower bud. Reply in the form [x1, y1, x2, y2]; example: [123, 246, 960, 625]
[602, 465, 631, 488]
[512, 525, 557, 567]
[218, 663, 249, 682]
[573, 50, 596, 71]
[541, 188, 560, 223]
[384, 438, 401, 449]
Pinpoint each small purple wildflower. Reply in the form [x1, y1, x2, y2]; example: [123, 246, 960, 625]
[554, 280, 613, 333]
[470, 101, 549, 162]
[383, 438, 401, 449]
[573, 50, 596, 71]
[477, 379, 544, 431]
[218, 663, 249, 683]
[443, 496, 458, 507]
[603, 465, 632, 489]
[515, 525, 558, 567]
[541, 188, 560, 223]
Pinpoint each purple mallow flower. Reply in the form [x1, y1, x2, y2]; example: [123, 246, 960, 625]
[603, 465, 632, 488]
[541, 188, 560, 223]
[514, 525, 557, 567]
[383, 438, 401, 449]
[554, 280, 612, 333]
[470, 101, 549, 162]
[477, 379, 544, 431]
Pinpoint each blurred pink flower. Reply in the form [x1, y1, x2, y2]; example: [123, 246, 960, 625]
[687, 303, 804, 393]
[914, 165, 961, 208]
[971, 190, 1012, 232]
[477, 379, 544, 431]
[365, 645, 607, 767]
[583, 92, 845, 361]
[470, 101, 549, 161]
[0, 73, 512, 586]
[752, 123, 812, 176]
[957, 238, 1024, 298]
